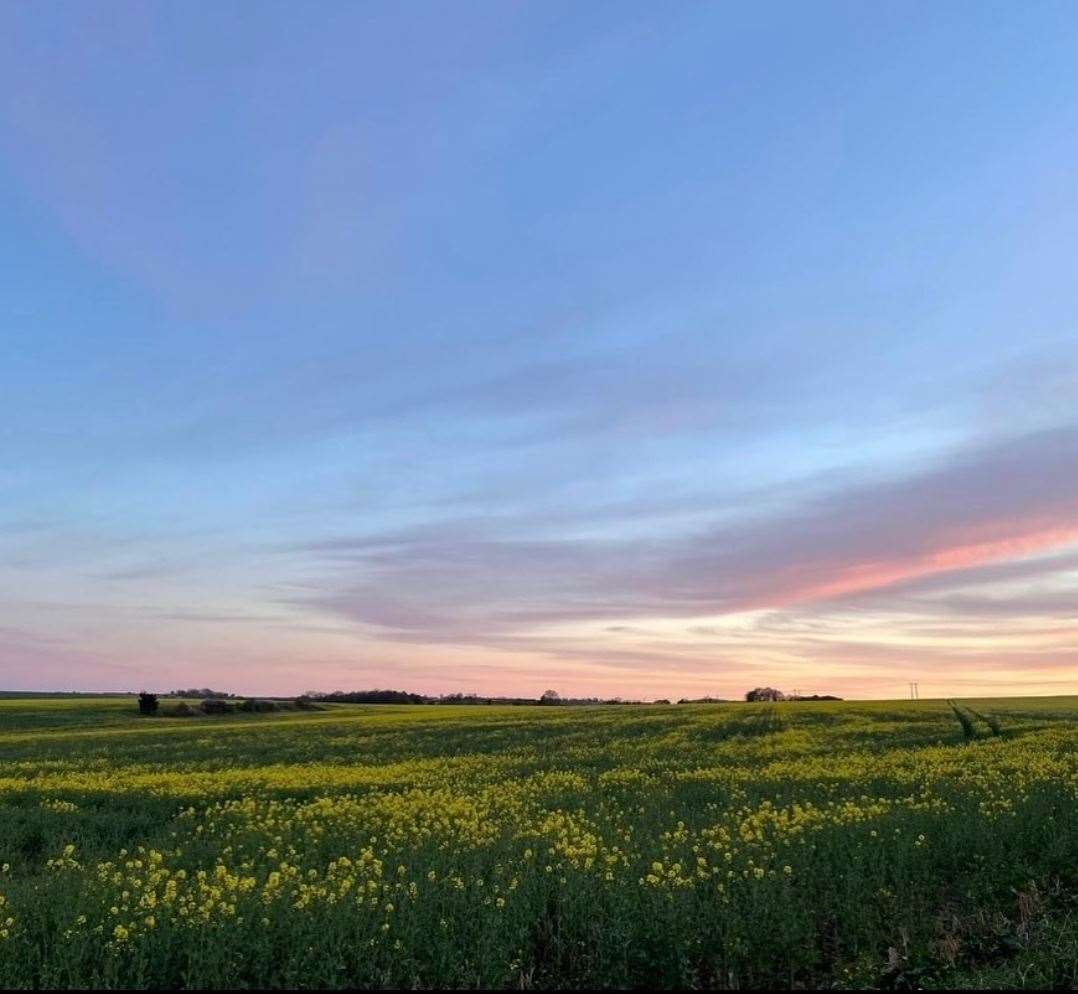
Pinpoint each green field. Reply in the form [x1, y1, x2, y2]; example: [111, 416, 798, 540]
[0, 696, 1075, 989]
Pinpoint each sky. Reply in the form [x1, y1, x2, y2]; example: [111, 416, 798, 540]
[2, 2, 1077, 701]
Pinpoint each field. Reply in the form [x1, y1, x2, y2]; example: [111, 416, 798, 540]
[0, 696, 1075, 989]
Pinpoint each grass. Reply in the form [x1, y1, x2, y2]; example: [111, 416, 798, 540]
[0, 695, 1075, 989]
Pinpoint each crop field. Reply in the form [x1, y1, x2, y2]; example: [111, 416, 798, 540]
[0, 696, 1075, 989]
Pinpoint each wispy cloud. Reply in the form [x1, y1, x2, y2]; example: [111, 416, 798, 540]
[292, 426, 1078, 637]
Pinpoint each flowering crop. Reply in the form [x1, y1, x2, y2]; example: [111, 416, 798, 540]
[0, 695, 1075, 988]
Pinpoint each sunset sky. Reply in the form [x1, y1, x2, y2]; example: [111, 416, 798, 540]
[2, 2, 1077, 700]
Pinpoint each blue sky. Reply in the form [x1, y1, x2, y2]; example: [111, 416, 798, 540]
[2, 2, 1077, 698]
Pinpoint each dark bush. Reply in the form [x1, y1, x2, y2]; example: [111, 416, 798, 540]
[137, 692, 159, 716]
[200, 698, 236, 715]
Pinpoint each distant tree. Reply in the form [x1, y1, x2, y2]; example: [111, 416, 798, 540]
[313, 689, 425, 705]
[653, 699, 670, 705]
[745, 687, 785, 702]
[170, 687, 234, 699]
[137, 691, 159, 715]
[539, 690, 561, 705]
